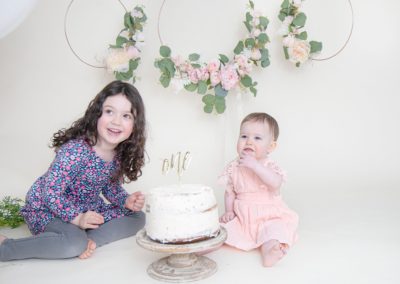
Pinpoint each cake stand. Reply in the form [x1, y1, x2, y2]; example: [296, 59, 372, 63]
[136, 227, 227, 283]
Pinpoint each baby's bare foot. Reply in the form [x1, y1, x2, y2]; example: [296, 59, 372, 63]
[261, 240, 286, 267]
[79, 239, 96, 259]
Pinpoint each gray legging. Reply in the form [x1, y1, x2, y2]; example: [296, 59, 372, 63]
[0, 211, 145, 261]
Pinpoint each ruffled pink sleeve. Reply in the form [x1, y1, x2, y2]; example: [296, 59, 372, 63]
[267, 160, 287, 183]
[218, 160, 236, 194]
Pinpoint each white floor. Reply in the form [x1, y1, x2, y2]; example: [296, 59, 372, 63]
[1, 191, 399, 284]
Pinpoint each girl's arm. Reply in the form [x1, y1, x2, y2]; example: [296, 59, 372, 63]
[42, 143, 83, 222]
[220, 191, 236, 223]
[102, 182, 129, 208]
[239, 153, 283, 193]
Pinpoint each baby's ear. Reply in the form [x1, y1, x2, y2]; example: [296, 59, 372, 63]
[268, 141, 277, 152]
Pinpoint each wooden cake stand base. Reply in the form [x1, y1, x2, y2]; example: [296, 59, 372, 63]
[136, 227, 227, 283]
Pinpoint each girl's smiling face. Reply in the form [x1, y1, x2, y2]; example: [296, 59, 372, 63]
[96, 93, 134, 150]
[237, 120, 276, 161]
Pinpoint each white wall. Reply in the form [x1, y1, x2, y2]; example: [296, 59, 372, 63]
[1, 0, 399, 230]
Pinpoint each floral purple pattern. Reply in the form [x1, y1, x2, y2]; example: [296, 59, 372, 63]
[20, 138, 131, 235]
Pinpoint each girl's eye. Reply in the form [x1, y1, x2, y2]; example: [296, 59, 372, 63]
[104, 109, 113, 115]
[123, 114, 133, 120]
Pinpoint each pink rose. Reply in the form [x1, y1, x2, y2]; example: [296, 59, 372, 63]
[207, 59, 220, 73]
[288, 39, 310, 64]
[210, 71, 221, 86]
[220, 64, 239, 90]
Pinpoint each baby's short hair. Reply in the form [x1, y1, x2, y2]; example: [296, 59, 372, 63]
[241, 112, 279, 141]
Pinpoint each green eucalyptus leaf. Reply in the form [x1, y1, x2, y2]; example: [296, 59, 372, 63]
[129, 58, 139, 70]
[184, 83, 198, 92]
[215, 84, 228, 97]
[215, 96, 226, 114]
[259, 16, 269, 29]
[219, 54, 229, 64]
[160, 73, 171, 87]
[160, 45, 171, 57]
[189, 53, 200, 61]
[197, 80, 208, 94]
[283, 46, 289, 59]
[203, 104, 214, 114]
[257, 33, 269, 44]
[261, 58, 270, 68]
[292, 12, 306, 27]
[240, 75, 252, 87]
[260, 48, 269, 61]
[116, 36, 127, 47]
[202, 94, 216, 105]
[245, 38, 255, 48]
[310, 41, 323, 53]
[244, 21, 252, 33]
[296, 31, 308, 40]
[234, 41, 244, 55]
[250, 86, 257, 97]
[278, 12, 287, 21]
[246, 12, 253, 22]
[249, 0, 254, 9]
[281, 0, 290, 9]
[124, 12, 133, 29]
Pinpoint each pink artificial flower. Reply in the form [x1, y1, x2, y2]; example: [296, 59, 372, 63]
[210, 71, 221, 86]
[220, 64, 239, 90]
[207, 59, 220, 73]
[127, 46, 140, 59]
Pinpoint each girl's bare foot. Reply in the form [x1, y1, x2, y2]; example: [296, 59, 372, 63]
[0, 235, 7, 245]
[79, 239, 96, 259]
[261, 240, 287, 267]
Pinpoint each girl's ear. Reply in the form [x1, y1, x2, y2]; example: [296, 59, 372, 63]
[268, 141, 277, 153]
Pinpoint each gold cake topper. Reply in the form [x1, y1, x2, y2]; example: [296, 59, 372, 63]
[162, 151, 191, 180]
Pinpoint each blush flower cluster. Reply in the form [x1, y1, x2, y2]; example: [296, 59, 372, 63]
[154, 1, 270, 114]
[278, 0, 322, 67]
[105, 5, 146, 83]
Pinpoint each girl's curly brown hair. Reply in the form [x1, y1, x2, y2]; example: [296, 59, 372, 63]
[51, 80, 146, 183]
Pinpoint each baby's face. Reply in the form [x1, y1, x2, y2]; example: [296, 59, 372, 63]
[237, 120, 275, 160]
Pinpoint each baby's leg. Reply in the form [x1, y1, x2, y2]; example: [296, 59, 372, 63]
[260, 240, 288, 267]
[78, 239, 96, 259]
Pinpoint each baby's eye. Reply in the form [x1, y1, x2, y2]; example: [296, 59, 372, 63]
[255, 136, 262, 140]
[240, 135, 247, 139]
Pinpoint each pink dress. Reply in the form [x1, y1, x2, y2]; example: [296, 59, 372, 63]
[219, 159, 298, 251]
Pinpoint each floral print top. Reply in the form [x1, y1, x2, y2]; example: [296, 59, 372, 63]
[21, 138, 131, 235]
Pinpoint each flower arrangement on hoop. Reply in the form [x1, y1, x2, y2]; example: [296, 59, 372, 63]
[154, 1, 270, 114]
[278, 0, 322, 67]
[105, 5, 147, 84]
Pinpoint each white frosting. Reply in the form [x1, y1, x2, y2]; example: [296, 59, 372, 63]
[145, 184, 220, 243]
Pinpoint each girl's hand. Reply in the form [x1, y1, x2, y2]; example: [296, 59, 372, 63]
[238, 152, 260, 171]
[125, 191, 145, 212]
[219, 211, 236, 223]
[71, 211, 104, 229]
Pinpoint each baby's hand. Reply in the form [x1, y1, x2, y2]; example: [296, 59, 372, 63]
[125, 191, 145, 212]
[219, 211, 236, 223]
[72, 211, 104, 229]
[238, 152, 260, 170]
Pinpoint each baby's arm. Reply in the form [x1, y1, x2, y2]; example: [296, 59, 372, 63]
[219, 191, 236, 223]
[239, 153, 283, 193]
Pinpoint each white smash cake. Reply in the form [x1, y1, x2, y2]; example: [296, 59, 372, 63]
[145, 184, 220, 244]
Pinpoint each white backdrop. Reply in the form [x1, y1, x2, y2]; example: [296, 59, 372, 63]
[0, 0, 399, 233]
